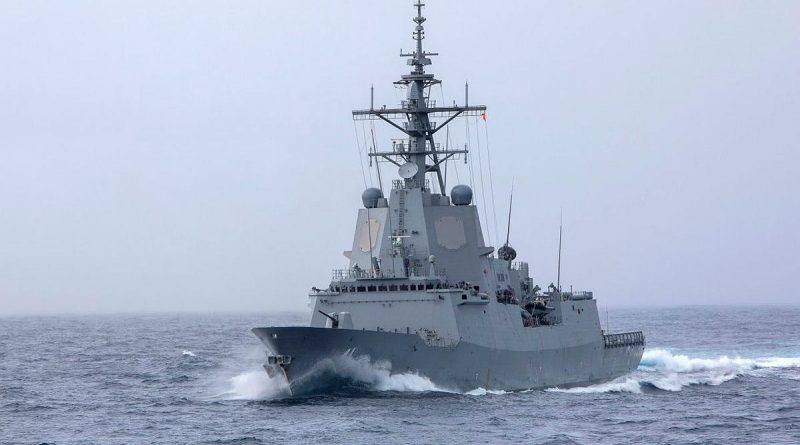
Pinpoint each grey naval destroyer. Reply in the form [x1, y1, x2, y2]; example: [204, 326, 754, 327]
[253, 2, 645, 395]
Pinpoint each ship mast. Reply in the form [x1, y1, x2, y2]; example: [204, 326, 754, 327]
[352, 1, 486, 194]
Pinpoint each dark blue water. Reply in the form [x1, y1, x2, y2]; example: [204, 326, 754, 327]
[1, 306, 799, 444]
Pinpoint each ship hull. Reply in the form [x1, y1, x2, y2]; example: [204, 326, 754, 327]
[252, 326, 644, 395]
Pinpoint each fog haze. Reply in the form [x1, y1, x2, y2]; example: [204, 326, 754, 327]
[1, 1, 798, 314]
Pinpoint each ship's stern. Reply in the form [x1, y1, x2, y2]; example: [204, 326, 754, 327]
[602, 331, 646, 378]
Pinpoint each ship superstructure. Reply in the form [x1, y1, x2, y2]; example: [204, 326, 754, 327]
[253, 2, 644, 394]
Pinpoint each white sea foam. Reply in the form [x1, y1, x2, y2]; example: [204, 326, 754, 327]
[549, 349, 800, 394]
[181, 350, 196, 357]
[640, 349, 756, 373]
[207, 346, 293, 401]
[465, 388, 508, 396]
[547, 377, 643, 394]
[754, 356, 800, 368]
[214, 348, 800, 399]
[221, 370, 291, 400]
[642, 348, 800, 373]
[209, 362, 292, 401]
[298, 351, 449, 393]
[214, 351, 448, 400]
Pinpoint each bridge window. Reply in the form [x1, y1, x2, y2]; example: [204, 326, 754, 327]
[367, 285, 376, 292]
[400, 284, 409, 291]
[389, 285, 398, 291]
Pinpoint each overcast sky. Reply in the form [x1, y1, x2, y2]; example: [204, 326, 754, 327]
[1, 1, 798, 315]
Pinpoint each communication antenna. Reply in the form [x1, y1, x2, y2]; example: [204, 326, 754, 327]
[352, 0, 485, 195]
[398, 162, 419, 179]
[370, 125, 383, 193]
[504, 180, 514, 247]
[556, 209, 563, 291]
[497, 181, 516, 264]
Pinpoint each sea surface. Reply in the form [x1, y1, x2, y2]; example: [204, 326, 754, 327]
[1, 306, 799, 444]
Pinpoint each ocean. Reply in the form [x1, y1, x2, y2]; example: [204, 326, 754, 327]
[1, 306, 798, 444]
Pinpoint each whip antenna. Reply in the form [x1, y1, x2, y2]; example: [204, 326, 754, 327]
[497, 181, 517, 265]
[504, 180, 514, 246]
[557, 209, 563, 291]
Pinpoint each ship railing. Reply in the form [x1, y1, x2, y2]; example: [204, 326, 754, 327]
[331, 267, 447, 282]
[332, 268, 381, 280]
[563, 291, 593, 300]
[603, 331, 645, 348]
[392, 179, 430, 191]
[403, 121, 437, 132]
[408, 266, 447, 279]
[383, 140, 441, 155]
[510, 261, 528, 271]
[401, 99, 436, 110]
[496, 290, 518, 305]
[352, 107, 486, 120]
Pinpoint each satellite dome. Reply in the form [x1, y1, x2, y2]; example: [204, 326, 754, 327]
[361, 187, 383, 208]
[498, 245, 517, 261]
[450, 185, 473, 206]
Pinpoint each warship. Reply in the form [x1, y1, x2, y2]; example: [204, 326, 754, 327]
[253, 2, 645, 395]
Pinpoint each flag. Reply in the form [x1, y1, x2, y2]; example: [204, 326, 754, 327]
[481, 111, 487, 121]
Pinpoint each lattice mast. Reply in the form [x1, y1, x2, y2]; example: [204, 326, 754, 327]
[352, 2, 486, 193]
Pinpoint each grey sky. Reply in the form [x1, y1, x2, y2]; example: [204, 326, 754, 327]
[1, 1, 798, 314]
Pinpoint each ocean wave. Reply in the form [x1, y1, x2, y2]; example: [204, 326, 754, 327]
[214, 351, 448, 400]
[547, 377, 643, 394]
[465, 387, 508, 396]
[214, 348, 800, 399]
[641, 348, 800, 373]
[754, 356, 800, 368]
[293, 351, 448, 394]
[549, 348, 800, 394]
[640, 349, 756, 373]
[182, 350, 196, 357]
[213, 370, 292, 400]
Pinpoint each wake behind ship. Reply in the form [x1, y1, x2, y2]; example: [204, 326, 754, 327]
[252, 2, 644, 395]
